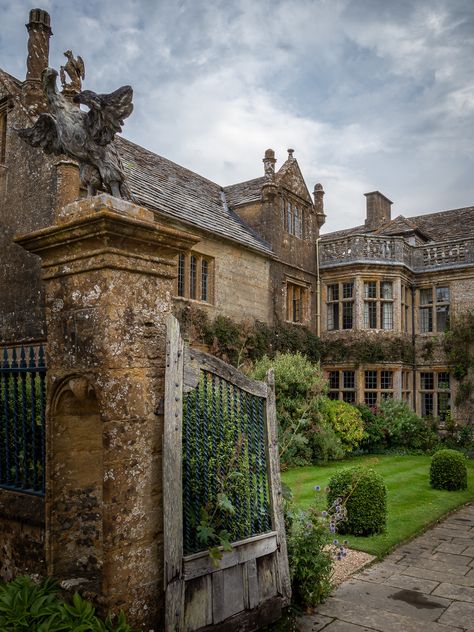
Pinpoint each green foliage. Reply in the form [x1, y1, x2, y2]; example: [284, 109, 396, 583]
[378, 398, 438, 452]
[327, 467, 387, 536]
[286, 509, 333, 607]
[357, 399, 438, 453]
[307, 421, 344, 463]
[184, 382, 258, 555]
[438, 414, 474, 453]
[175, 305, 414, 368]
[430, 449, 468, 491]
[317, 398, 364, 453]
[250, 353, 328, 467]
[357, 404, 388, 452]
[444, 311, 474, 406]
[0, 375, 44, 487]
[0, 575, 135, 631]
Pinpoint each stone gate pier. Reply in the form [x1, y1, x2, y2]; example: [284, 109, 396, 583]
[16, 194, 199, 629]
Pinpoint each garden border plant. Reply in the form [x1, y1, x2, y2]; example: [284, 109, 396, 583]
[0, 575, 136, 631]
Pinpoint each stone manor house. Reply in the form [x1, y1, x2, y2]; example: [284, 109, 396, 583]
[1, 9, 473, 423]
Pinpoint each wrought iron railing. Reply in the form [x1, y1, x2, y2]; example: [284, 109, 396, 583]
[0, 345, 46, 495]
[182, 370, 271, 555]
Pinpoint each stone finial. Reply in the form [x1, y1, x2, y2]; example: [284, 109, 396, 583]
[313, 183, 326, 227]
[287, 148, 295, 159]
[263, 148, 276, 178]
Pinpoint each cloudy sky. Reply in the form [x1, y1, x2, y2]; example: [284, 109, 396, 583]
[1, 0, 473, 232]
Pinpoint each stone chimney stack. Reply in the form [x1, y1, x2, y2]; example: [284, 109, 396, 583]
[263, 148, 276, 178]
[23, 8, 52, 109]
[364, 191, 392, 230]
[313, 183, 326, 228]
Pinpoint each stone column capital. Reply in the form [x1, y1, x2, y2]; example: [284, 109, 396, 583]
[15, 194, 200, 279]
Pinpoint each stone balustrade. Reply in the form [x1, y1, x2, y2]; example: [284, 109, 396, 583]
[320, 234, 474, 272]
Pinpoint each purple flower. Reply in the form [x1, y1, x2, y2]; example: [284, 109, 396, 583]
[321, 511, 327, 517]
[314, 485, 321, 491]
[333, 539, 339, 545]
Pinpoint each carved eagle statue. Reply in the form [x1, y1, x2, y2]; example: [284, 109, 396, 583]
[16, 67, 133, 199]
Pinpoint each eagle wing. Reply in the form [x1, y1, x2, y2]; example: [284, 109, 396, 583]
[76, 56, 85, 80]
[15, 114, 64, 155]
[79, 85, 133, 146]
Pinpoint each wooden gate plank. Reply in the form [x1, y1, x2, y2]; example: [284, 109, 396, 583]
[164, 314, 185, 632]
[265, 369, 292, 605]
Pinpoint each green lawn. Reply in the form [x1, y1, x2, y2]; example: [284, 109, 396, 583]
[282, 454, 474, 558]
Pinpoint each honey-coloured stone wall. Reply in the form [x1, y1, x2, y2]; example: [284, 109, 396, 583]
[17, 194, 199, 630]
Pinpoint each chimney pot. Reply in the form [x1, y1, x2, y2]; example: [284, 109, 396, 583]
[25, 8, 52, 83]
[287, 148, 294, 159]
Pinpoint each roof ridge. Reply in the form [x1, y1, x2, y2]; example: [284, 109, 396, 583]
[411, 205, 474, 221]
[223, 175, 266, 190]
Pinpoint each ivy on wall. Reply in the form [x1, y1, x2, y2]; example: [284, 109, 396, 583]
[175, 304, 415, 369]
[444, 311, 474, 406]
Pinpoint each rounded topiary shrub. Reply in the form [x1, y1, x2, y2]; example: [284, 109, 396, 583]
[327, 467, 387, 536]
[430, 449, 468, 491]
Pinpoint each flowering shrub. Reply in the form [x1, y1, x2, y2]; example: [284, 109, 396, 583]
[286, 509, 333, 607]
[327, 467, 387, 536]
[318, 398, 364, 453]
[430, 449, 468, 491]
[285, 485, 349, 608]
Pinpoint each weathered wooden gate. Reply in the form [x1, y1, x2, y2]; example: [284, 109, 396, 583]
[164, 315, 290, 632]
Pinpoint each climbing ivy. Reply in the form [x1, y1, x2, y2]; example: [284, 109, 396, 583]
[444, 311, 474, 406]
[174, 305, 415, 368]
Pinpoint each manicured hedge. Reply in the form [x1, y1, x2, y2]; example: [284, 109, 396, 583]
[327, 467, 387, 536]
[430, 449, 467, 491]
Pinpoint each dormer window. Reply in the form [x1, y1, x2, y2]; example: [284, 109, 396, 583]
[282, 196, 304, 238]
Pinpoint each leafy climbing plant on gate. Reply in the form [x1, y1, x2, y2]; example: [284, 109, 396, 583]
[182, 370, 272, 562]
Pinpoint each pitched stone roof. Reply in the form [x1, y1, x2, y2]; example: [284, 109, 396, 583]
[117, 137, 273, 256]
[373, 215, 432, 240]
[321, 206, 474, 243]
[410, 206, 474, 241]
[320, 225, 365, 241]
[223, 177, 266, 207]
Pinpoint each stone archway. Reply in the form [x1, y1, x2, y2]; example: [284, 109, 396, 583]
[47, 375, 103, 582]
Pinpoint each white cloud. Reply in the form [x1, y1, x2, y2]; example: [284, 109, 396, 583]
[1, 0, 473, 231]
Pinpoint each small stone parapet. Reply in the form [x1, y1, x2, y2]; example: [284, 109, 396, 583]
[320, 234, 474, 272]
